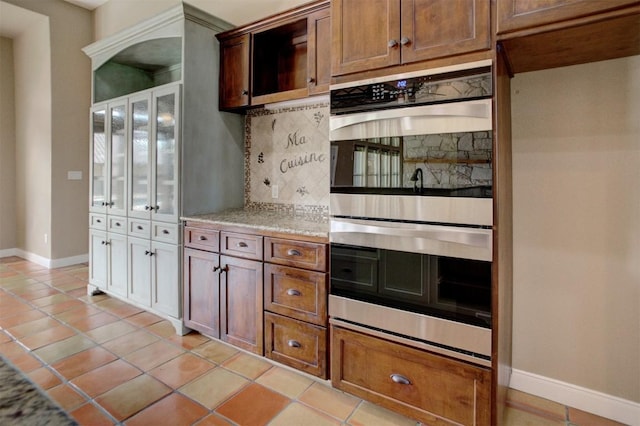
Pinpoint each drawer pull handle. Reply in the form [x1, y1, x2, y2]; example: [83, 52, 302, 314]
[162, 229, 170, 234]
[115, 222, 121, 226]
[287, 340, 301, 348]
[237, 241, 248, 248]
[137, 225, 143, 230]
[96, 219, 102, 223]
[390, 374, 412, 385]
[287, 249, 302, 256]
[198, 235, 207, 241]
[286, 289, 301, 296]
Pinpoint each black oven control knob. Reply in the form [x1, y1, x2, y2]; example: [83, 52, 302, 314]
[390, 374, 412, 385]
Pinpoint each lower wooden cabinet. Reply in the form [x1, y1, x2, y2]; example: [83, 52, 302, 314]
[331, 326, 491, 426]
[220, 254, 263, 355]
[265, 312, 327, 378]
[183, 221, 329, 374]
[183, 247, 220, 338]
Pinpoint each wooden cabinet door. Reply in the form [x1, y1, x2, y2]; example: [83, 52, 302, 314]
[183, 248, 220, 338]
[332, 326, 491, 425]
[307, 7, 331, 95]
[497, 0, 639, 34]
[400, 0, 490, 64]
[219, 34, 250, 110]
[220, 255, 264, 355]
[331, 0, 401, 76]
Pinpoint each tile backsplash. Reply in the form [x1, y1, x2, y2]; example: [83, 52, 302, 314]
[245, 102, 330, 217]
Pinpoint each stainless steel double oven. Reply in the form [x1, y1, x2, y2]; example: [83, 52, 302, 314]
[328, 60, 494, 366]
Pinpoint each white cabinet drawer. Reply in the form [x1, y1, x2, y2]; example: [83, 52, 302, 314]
[128, 219, 151, 238]
[108, 216, 127, 234]
[152, 222, 179, 243]
[90, 214, 106, 230]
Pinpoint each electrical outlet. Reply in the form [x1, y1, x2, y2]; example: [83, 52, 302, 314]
[272, 185, 279, 199]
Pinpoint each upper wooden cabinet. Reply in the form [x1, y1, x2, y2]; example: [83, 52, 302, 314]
[216, 0, 330, 111]
[497, 0, 640, 34]
[331, 0, 491, 76]
[497, 1, 640, 73]
[219, 34, 250, 110]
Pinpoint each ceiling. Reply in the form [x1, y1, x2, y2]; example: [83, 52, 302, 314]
[63, 0, 108, 10]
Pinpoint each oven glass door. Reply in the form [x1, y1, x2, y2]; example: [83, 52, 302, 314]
[329, 100, 493, 198]
[331, 243, 492, 328]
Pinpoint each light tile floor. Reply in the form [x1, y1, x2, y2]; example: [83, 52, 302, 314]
[0, 256, 625, 426]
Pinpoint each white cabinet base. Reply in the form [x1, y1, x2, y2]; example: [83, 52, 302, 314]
[86, 282, 190, 335]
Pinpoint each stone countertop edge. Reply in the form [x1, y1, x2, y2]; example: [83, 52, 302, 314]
[182, 209, 330, 238]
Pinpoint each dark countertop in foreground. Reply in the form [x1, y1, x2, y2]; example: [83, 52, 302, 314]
[182, 208, 330, 238]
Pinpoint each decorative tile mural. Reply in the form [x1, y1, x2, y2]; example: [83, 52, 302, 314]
[245, 102, 330, 217]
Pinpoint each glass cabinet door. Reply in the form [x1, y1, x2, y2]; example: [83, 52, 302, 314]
[129, 95, 151, 219]
[152, 86, 180, 222]
[90, 107, 107, 212]
[109, 102, 127, 216]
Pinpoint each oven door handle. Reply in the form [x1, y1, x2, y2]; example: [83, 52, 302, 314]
[330, 218, 492, 261]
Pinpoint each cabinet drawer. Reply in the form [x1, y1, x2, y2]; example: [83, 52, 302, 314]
[128, 219, 150, 238]
[264, 238, 327, 271]
[220, 231, 263, 260]
[108, 216, 127, 234]
[152, 222, 179, 244]
[331, 326, 491, 425]
[264, 264, 327, 326]
[184, 227, 219, 252]
[89, 214, 106, 230]
[265, 312, 327, 378]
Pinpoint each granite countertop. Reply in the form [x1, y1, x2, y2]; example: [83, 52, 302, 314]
[182, 208, 330, 238]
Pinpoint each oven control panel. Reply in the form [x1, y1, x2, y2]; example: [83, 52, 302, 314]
[330, 66, 492, 114]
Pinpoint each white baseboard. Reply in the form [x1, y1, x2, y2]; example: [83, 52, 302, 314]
[0, 248, 88, 269]
[510, 369, 640, 426]
[0, 248, 19, 258]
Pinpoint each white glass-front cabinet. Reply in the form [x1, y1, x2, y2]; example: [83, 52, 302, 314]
[90, 100, 128, 216]
[85, 4, 245, 336]
[89, 84, 183, 333]
[128, 85, 180, 224]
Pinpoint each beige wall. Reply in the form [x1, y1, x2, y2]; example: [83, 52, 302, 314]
[2, 0, 92, 262]
[12, 5, 52, 259]
[511, 55, 640, 402]
[93, 0, 311, 39]
[0, 37, 16, 251]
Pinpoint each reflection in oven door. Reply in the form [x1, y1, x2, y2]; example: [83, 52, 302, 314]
[330, 244, 491, 328]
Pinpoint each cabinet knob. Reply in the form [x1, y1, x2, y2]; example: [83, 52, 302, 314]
[237, 241, 248, 248]
[213, 265, 221, 272]
[286, 289, 301, 297]
[220, 265, 229, 273]
[115, 222, 121, 227]
[388, 39, 398, 48]
[96, 219, 102, 223]
[390, 374, 412, 385]
[400, 37, 411, 46]
[162, 229, 170, 235]
[145, 205, 150, 210]
[307, 77, 315, 84]
[287, 249, 302, 257]
[287, 339, 301, 348]
[137, 225, 143, 230]
[241, 89, 248, 96]
[198, 235, 207, 241]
